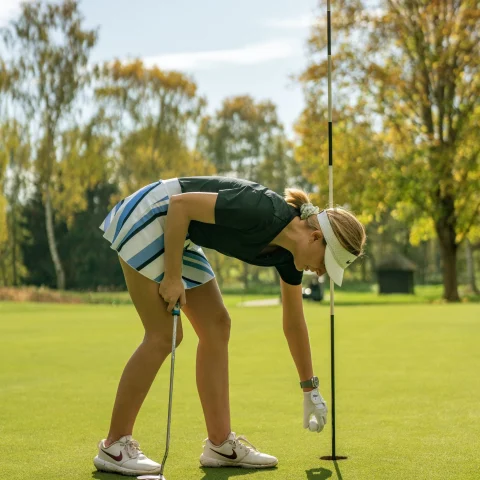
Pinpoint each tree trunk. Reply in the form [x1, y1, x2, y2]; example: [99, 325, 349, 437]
[8, 149, 19, 286]
[465, 238, 479, 294]
[45, 187, 66, 290]
[10, 204, 17, 286]
[10, 167, 21, 286]
[437, 239, 459, 302]
[434, 193, 460, 301]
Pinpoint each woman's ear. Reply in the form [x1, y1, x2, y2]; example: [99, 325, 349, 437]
[310, 229, 324, 244]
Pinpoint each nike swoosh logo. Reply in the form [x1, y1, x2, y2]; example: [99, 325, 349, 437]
[102, 449, 123, 462]
[210, 448, 237, 460]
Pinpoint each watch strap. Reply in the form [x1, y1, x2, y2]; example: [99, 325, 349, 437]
[300, 376, 319, 389]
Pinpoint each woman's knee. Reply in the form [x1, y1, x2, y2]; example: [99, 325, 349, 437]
[200, 310, 231, 344]
[144, 324, 184, 350]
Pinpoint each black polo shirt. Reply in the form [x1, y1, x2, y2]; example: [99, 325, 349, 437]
[177, 176, 303, 285]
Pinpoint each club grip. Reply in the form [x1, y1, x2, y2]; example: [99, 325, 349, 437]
[172, 303, 180, 316]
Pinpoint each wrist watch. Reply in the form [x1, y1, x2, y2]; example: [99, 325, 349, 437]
[300, 376, 319, 389]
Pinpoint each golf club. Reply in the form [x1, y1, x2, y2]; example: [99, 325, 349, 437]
[137, 302, 180, 480]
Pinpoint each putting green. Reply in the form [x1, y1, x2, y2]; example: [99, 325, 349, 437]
[0, 301, 479, 479]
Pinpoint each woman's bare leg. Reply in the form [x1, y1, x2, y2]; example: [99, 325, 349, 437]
[105, 257, 183, 446]
[182, 279, 231, 446]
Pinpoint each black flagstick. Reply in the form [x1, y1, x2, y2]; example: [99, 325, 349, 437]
[320, 0, 347, 462]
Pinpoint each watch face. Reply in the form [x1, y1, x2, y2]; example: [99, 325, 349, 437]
[312, 376, 319, 388]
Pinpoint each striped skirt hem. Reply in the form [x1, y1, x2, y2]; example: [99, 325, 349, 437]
[99, 178, 215, 289]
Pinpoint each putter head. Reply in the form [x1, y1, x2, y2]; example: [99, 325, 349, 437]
[137, 476, 165, 480]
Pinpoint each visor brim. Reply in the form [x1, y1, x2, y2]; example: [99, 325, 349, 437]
[325, 247, 344, 286]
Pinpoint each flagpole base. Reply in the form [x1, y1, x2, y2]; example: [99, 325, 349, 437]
[320, 456, 348, 460]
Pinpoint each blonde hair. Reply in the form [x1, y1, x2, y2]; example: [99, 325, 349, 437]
[284, 188, 366, 257]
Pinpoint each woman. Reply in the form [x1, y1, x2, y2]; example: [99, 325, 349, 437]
[93, 176, 366, 476]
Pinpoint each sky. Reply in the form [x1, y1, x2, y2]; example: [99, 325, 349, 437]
[0, 0, 320, 137]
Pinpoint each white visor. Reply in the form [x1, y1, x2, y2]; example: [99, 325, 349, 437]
[317, 210, 358, 286]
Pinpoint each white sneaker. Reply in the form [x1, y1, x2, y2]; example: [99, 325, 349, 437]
[200, 432, 278, 469]
[93, 435, 162, 476]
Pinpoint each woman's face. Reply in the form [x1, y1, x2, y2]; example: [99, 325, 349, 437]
[294, 230, 327, 276]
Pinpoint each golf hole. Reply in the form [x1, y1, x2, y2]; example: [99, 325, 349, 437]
[320, 456, 348, 461]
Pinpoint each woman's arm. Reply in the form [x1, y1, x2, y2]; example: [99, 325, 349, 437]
[280, 279, 315, 392]
[161, 192, 217, 310]
[164, 192, 217, 277]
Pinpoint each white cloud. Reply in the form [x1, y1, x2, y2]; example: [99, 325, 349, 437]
[0, 0, 32, 26]
[143, 39, 300, 71]
[264, 14, 323, 30]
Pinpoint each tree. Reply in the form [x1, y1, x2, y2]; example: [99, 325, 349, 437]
[0, 135, 8, 285]
[199, 95, 284, 179]
[465, 238, 479, 294]
[95, 59, 214, 195]
[1, 0, 98, 289]
[299, 0, 479, 301]
[0, 120, 31, 286]
[54, 120, 114, 227]
[21, 181, 125, 290]
[199, 95, 300, 289]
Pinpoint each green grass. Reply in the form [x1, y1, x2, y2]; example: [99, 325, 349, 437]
[76, 283, 480, 306]
[1, 300, 479, 479]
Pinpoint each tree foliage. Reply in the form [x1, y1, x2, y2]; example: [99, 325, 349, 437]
[95, 59, 214, 195]
[1, 0, 98, 289]
[298, 0, 479, 301]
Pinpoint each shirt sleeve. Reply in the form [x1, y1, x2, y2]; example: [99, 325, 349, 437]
[214, 185, 273, 231]
[276, 263, 303, 286]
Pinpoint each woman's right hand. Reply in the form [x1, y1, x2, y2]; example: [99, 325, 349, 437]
[303, 388, 327, 433]
[158, 275, 186, 312]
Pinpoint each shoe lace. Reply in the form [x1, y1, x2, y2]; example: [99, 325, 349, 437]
[233, 435, 258, 453]
[125, 439, 142, 459]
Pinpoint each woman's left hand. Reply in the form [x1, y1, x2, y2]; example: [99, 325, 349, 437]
[303, 388, 328, 433]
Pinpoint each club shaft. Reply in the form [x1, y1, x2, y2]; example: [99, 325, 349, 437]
[160, 310, 178, 476]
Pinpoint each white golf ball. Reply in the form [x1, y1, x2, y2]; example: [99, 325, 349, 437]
[309, 418, 319, 432]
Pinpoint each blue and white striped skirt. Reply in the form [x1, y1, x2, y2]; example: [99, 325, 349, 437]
[99, 178, 215, 289]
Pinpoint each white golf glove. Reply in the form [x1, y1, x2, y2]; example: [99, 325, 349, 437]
[303, 388, 327, 433]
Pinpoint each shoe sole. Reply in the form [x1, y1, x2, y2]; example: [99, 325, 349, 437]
[94, 456, 162, 476]
[200, 454, 278, 469]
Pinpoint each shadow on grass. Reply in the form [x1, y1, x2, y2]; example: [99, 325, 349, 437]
[199, 466, 272, 479]
[91, 469, 252, 480]
[90, 466, 339, 480]
[306, 467, 334, 479]
[92, 472, 130, 480]
[333, 461, 344, 480]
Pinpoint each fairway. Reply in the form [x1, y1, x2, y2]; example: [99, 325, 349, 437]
[1, 300, 479, 480]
